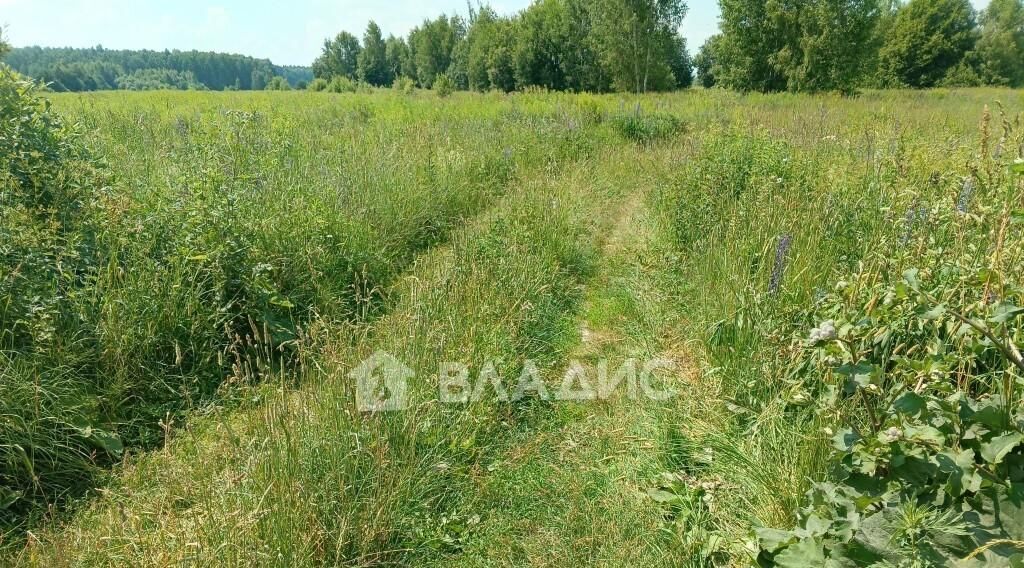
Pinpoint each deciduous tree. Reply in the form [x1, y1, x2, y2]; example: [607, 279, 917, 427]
[878, 0, 977, 88]
[313, 31, 362, 80]
[358, 21, 392, 86]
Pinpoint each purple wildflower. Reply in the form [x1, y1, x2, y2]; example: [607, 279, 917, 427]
[957, 177, 975, 214]
[769, 234, 793, 296]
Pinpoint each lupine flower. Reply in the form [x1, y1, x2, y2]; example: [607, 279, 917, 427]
[957, 177, 975, 214]
[769, 234, 792, 295]
[900, 204, 917, 246]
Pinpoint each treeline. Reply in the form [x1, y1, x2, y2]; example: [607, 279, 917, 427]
[313, 0, 693, 93]
[697, 0, 1024, 93]
[3, 46, 313, 92]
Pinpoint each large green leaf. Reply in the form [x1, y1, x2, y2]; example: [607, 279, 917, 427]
[982, 433, 1024, 465]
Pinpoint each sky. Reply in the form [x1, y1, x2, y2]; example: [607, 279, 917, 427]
[0, 0, 993, 67]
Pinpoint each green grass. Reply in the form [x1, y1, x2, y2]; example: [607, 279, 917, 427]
[3, 85, 1023, 565]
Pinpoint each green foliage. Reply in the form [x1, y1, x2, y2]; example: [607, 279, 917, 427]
[385, 35, 414, 82]
[357, 21, 392, 87]
[694, 36, 720, 88]
[760, 275, 1024, 564]
[312, 31, 361, 80]
[715, 0, 881, 93]
[116, 68, 206, 91]
[409, 15, 465, 89]
[461, 6, 518, 92]
[878, 0, 979, 88]
[327, 75, 359, 93]
[264, 76, 291, 91]
[307, 77, 329, 92]
[392, 75, 416, 94]
[611, 107, 684, 144]
[0, 66, 112, 526]
[0, 29, 10, 60]
[754, 114, 1024, 565]
[433, 73, 455, 97]
[975, 0, 1024, 87]
[4, 46, 298, 91]
[316, 0, 692, 94]
[512, 0, 610, 92]
[590, 0, 689, 93]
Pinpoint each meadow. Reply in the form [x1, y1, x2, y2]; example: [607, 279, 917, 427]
[2, 82, 1023, 566]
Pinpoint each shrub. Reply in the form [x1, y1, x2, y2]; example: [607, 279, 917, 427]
[0, 66, 112, 525]
[757, 136, 1024, 566]
[308, 78, 329, 92]
[392, 76, 416, 95]
[611, 108, 684, 145]
[265, 76, 291, 91]
[327, 76, 358, 93]
[433, 74, 454, 98]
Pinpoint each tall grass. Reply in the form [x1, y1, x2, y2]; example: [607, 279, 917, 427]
[651, 91, 1023, 562]
[1, 86, 622, 536]
[4, 83, 1023, 565]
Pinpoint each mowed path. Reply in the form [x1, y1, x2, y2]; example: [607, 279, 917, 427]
[438, 148, 702, 566]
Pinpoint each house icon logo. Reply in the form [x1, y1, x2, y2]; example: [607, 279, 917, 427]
[351, 351, 413, 412]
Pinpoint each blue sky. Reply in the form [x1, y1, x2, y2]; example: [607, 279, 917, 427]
[1, 0, 992, 66]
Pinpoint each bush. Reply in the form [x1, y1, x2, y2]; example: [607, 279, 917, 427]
[265, 76, 291, 91]
[392, 76, 416, 95]
[327, 76, 358, 93]
[0, 66, 112, 525]
[757, 134, 1024, 566]
[308, 78, 329, 92]
[433, 74, 454, 98]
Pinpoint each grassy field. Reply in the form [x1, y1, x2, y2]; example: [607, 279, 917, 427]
[2, 86, 1023, 565]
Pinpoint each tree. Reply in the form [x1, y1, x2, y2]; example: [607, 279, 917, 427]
[786, 0, 881, 93]
[0, 29, 10, 60]
[878, 0, 978, 88]
[694, 35, 720, 88]
[462, 5, 517, 91]
[408, 16, 465, 88]
[666, 32, 693, 88]
[975, 0, 1024, 86]
[715, 0, 880, 93]
[512, 0, 610, 92]
[313, 31, 362, 80]
[385, 35, 414, 82]
[591, 0, 688, 93]
[3, 45, 284, 91]
[358, 21, 392, 86]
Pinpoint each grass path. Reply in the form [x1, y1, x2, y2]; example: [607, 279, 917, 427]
[441, 148, 707, 566]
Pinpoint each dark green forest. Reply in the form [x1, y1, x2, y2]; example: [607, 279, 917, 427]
[4, 46, 312, 92]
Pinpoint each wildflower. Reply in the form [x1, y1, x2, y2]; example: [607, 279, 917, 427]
[809, 320, 837, 344]
[957, 177, 975, 214]
[881, 427, 903, 443]
[769, 234, 792, 296]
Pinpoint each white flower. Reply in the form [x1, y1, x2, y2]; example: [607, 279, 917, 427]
[809, 320, 837, 344]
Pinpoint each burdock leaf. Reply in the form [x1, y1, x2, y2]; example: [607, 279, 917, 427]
[756, 527, 797, 553]
[982, 433, 1024, 465]
[774, 537, 828, 567]
[991, 303, 1024, 324]
[646, 488, 680, 504]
